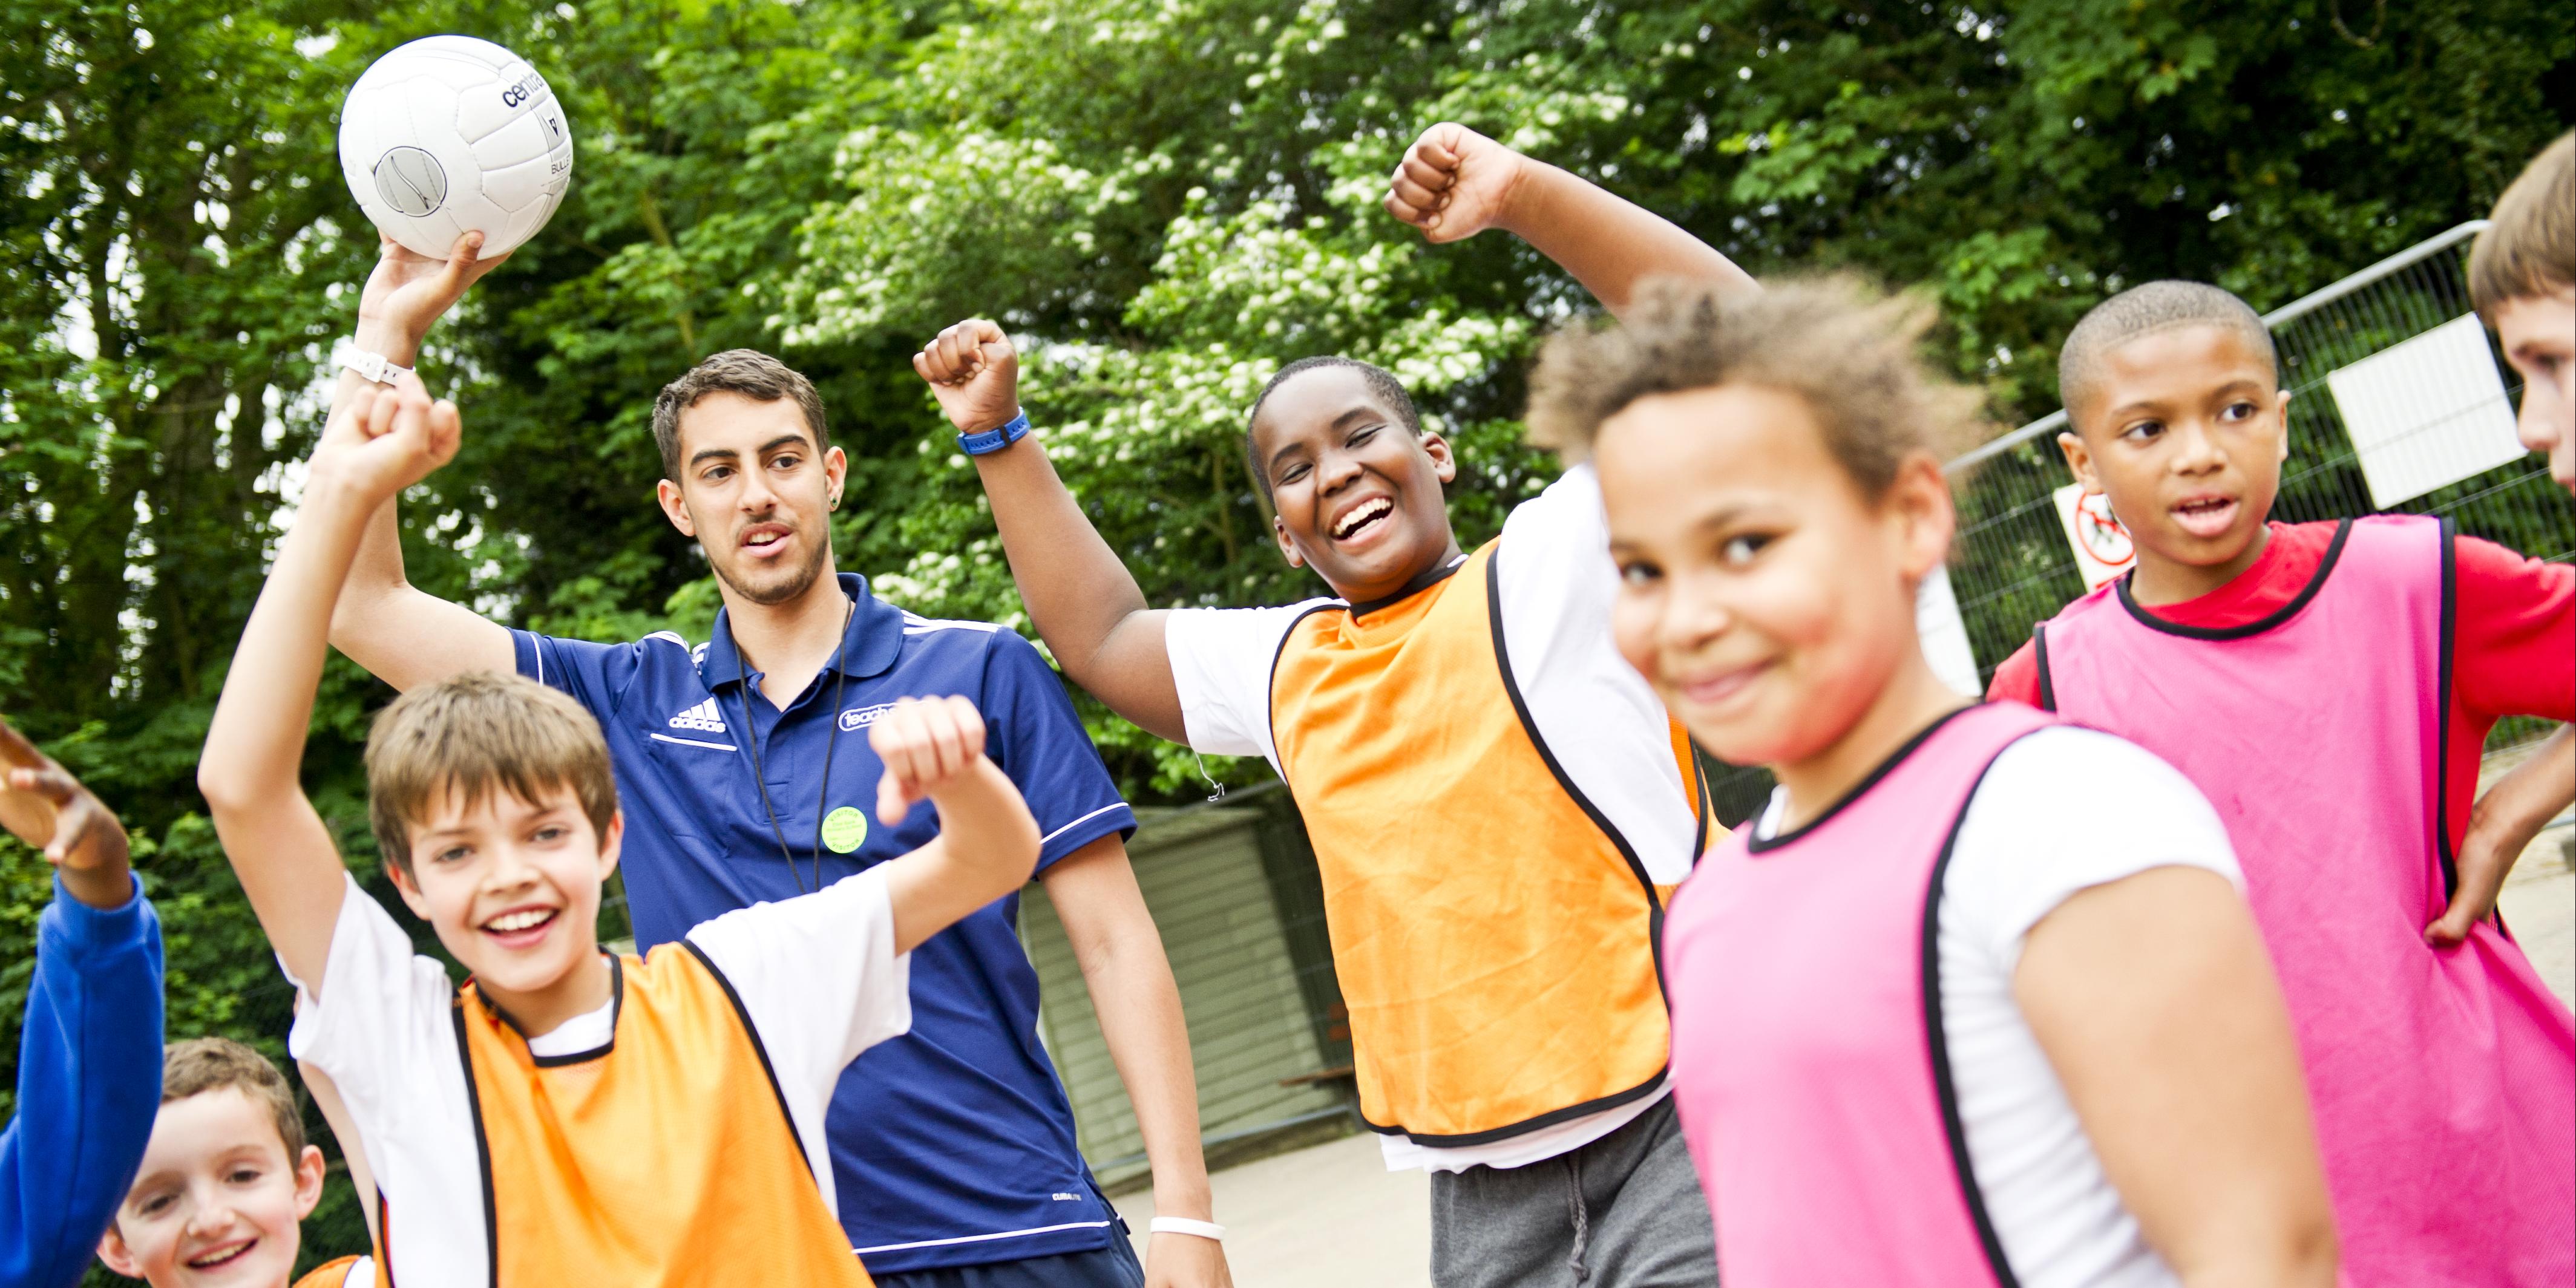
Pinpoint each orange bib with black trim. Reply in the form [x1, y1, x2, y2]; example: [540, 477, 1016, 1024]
[1269, 541, 1696, 1143]
[448, 949, 868, 1287]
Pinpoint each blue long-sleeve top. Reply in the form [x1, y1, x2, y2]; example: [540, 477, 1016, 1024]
[0, 876, 163, 1288]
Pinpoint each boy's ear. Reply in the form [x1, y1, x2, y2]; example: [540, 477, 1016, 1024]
[385, 860, 433, 920]
[2273, 389, 2293, 463]
[96, 1223, 139, 1278]
[1272, 515, 1307, 570]
[596, 810, 624, 883]
[2056, 430, 2104, 496]
[656, 478, 697, 540]
[295, 1143, 328, 1219]
[1420, 431, 1458, 485]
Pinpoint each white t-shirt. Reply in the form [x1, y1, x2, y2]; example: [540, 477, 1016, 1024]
[1167, 465, 1698, 1172]
[1753, 725, 2242, 1288]
[285, 866, 911, 1287]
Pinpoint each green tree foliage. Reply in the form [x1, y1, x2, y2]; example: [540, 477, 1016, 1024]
[1, 0, 2568, 1275]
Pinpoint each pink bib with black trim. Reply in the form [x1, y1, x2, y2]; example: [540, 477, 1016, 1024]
[1665, 701, 2054, 1287]
[2036, 514, 2575, 1286]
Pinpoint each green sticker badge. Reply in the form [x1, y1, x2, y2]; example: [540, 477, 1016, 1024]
[821, 806, 870, 854]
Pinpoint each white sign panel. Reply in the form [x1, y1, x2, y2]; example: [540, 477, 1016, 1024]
[2327, 313, 2525, 508]
[2053, 483, 2136, 590]
[1916, 564, 1984, 698]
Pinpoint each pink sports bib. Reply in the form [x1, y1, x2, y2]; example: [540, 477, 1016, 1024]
[1665, 701, 2055, 1287]
[2036, 515, 2575, 1286]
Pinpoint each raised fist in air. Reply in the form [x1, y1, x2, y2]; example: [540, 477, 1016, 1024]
[312, 375, 463, 508]
[914, 319, 1023, 437]
[0, 716, 134, 909]
[1383, 122, 1531, 244]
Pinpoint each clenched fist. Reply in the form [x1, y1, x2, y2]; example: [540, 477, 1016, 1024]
[869, 696, 992, 825]
[914, 319, 1023, 437]
[1383, 122, 1531, 244]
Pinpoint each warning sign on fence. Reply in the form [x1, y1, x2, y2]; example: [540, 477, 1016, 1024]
[2054, 483, 2135, 590]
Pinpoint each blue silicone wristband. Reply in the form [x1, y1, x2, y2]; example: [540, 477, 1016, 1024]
[957, 411, 1031, 456]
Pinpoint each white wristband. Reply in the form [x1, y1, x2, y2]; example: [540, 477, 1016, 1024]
[1148, 1216, 1225, 1241]
[337, 344, 415, 387]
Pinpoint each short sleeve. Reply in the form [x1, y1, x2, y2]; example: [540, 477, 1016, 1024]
[2451, 535, 2575, 724]
[284, 875, 470, 1111]
[684, 865, 912, 1105]
[513, 629, 653, 718]
[975, 632, 1138, 872]
[1944, 727, 2244, 972]
[1165, 602, 1336, 765]
[1491, 466, 1701, 884]
[1985, 639, 2044, 707]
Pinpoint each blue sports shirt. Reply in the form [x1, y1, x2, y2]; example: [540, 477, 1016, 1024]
[514, 574, 1137, 1273]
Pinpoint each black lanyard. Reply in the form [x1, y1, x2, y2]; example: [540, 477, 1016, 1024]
[730, 597, 856, 896]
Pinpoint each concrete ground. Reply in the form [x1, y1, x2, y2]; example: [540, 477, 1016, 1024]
[1129, 757, 2574, 1288]
[1115, 1129, 1430, 1288]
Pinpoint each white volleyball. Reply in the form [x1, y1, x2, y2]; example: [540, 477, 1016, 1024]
[337, 36, 573, 259]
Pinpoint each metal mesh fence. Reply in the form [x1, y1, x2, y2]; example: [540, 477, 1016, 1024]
[1705, 220, 2576, 823]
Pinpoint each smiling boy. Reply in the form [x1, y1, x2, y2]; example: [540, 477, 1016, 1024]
[1988, 280, 2575, 1284]
[316, 240, 1213, 1287]
[195, 378, 1041, 1286]
[914, 123, 1748, 1285]
[96, 1038, 368, 1288]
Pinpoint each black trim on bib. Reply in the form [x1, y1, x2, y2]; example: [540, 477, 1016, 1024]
[1484, 548, 1665, 912]
[2113, 519, 2354, 640]
[2435, 515, 2459, 904]
[2030, 626, 2056, 713]
[448, 1000, 501, 1288]
[1361, 1068, 1672, 1146]
[1345, 553, 1467, 619]
[1688, 742, 1714, 861]
[680, 940, 814, 1182]
[1262, 601, 1351, 802]
[500, 955, 625, 1068]
[1748, 705, 1978, 854]
[1919, 733, 2045, 1288]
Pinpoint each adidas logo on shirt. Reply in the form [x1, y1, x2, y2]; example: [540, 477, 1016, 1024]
[668, 698, 727, 734]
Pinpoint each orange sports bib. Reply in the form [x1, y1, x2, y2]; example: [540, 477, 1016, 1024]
[446, 949, 868, 1286]
[1269, 542, 1696, 1142]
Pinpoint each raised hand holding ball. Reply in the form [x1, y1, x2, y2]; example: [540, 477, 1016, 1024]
[338, 36, 573, 260]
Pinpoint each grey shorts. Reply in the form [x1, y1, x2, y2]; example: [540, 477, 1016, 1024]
[1426, 1096, 1719, 1288]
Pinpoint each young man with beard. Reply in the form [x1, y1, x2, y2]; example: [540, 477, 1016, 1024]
[310, 234, 1228, 1288]
[916, 123, 1743, 1286]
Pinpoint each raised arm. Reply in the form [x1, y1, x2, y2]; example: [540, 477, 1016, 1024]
[325, 232, 514, 692]
[2020, 868, 2339, 1287]
[0, 720, 160, 1288]
[1383, 122, 1756, 319]
[868, 696, 1044, 953]
[914, 323, 1190, 741]
[200, 380, 463, 991]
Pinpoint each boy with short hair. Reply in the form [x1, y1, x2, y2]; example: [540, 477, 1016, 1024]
[2472, 130, 2575, 496]
[915, 123, 1743, 1284]
[96, 1038, 369, 1288]
[0, 719, 162, 1288]
[195, 376, 1041, 1286]
[1987, 279, 2575, 1284]
[2458, 131, 2576, 924]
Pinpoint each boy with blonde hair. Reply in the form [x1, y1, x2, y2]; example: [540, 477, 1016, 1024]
[97, 1038, 368, 1288]
[196, 376, 1041, 1286]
